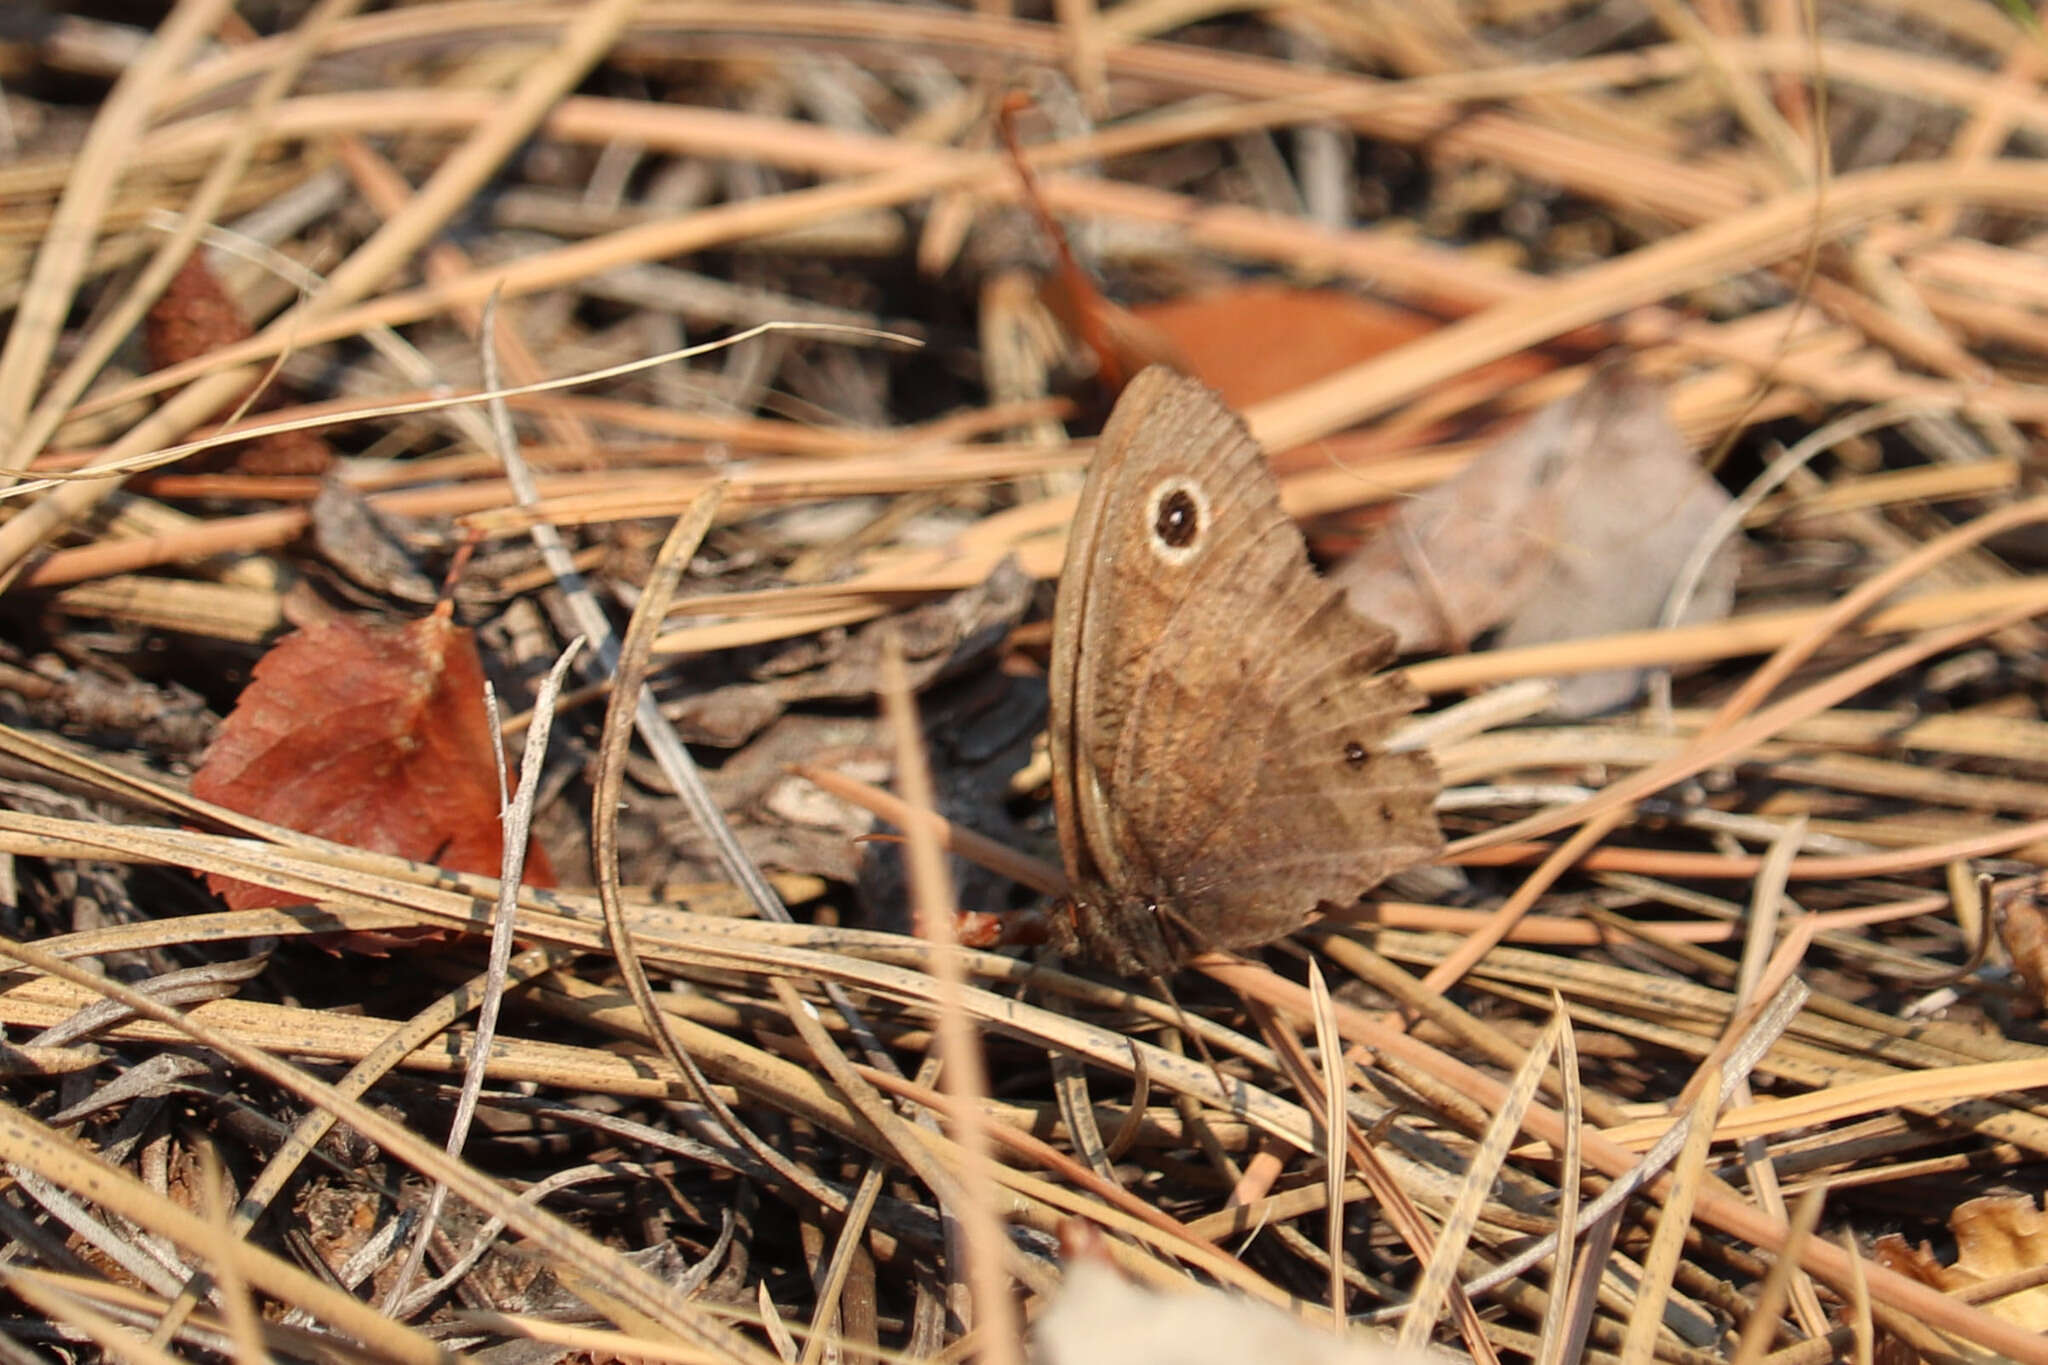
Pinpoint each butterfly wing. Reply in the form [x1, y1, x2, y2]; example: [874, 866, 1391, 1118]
[1049, 367, 1441, 971]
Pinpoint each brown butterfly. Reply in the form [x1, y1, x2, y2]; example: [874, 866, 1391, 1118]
[1046, 367, 1443, 975]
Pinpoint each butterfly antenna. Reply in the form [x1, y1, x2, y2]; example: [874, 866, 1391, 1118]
[1146, 972, 1237, 1113]
[1144, 902, 1242, 1103]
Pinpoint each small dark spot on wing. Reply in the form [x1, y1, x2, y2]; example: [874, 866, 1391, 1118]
[1155, 489, 1199, 547]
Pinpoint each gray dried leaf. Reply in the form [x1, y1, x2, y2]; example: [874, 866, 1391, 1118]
[611, 711, 886, 888]
[1333, 367, 1738, 717]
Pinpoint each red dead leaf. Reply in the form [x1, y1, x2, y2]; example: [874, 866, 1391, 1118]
[192, 606, 553, 912]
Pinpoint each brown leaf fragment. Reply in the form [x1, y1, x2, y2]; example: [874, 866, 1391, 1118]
[1951, 1195, 2048, 1330]
[1871, 1231, 1949, 1287]
[1874, 1196, 2048, 1333]
[1332, 366, 1738, 716]
[143, 255, 332, 476]
[1997, 884, 2048, 1013]
[191, 604, 553, 912]
[144, 256, 249, 374]
[221, 416, 335, 478]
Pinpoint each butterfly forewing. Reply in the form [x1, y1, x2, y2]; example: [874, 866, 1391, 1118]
[1056, 368, 1279, 893]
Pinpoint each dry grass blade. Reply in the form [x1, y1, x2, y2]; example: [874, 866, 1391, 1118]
[1245, 160, 2048, 453]
[0, 1095, 445, 1365]
[0, 0, 649, 579]
[1308, 962, 1348, 1326]
[880, 634, 1022, 1365]
[1245, 970, 1496, 1359]
[193, 1147, 265, 1365]
[1837, 1227, 1875, 1365]
[592, 489, 722, 1067]
[1620, 1064, 1723, 1365]
[0, 321, 915, 496]
[0, 1265, 188, 1365]
[1451, 597, 2048, 861]
[3, 0, 364, 485]
[1726, 818, 1830, 1340]
[147, 944, 555, 1345]
[1533, 994, 1584, 1365]
[0, 0, 229, 467]
[795, 764, 1068, 896]
[1703, 493, 2048, 737]
[1339, 975, 1801, 1304]
[1601, 1057, 2048, 1148]
[1396, 1008, 1559, 1354]
[1730, 1183, 1828, 1365]
[582, 482, 855, 1219]
[438, 1313, 751, 1364]
[381, 633, 581, 1314]
[794, 1064, 921, 1365]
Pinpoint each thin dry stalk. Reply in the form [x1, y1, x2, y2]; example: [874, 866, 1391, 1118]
[880, 637, 1022, 1365]
[1620, 1065, 1724, 1365]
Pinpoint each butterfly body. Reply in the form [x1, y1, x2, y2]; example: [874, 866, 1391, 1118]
[1047, 367, 1443, 975]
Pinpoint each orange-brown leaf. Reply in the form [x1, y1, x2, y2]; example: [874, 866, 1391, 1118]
[1133, 284, 1433, 409]
[192, 606, 553, 912]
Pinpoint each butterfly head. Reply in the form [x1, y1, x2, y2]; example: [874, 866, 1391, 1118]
[1051, 884, 1190, 977]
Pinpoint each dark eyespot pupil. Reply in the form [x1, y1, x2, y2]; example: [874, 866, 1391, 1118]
[1343, 740, 1368, 768]
[1154, 490, 1199, 548]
